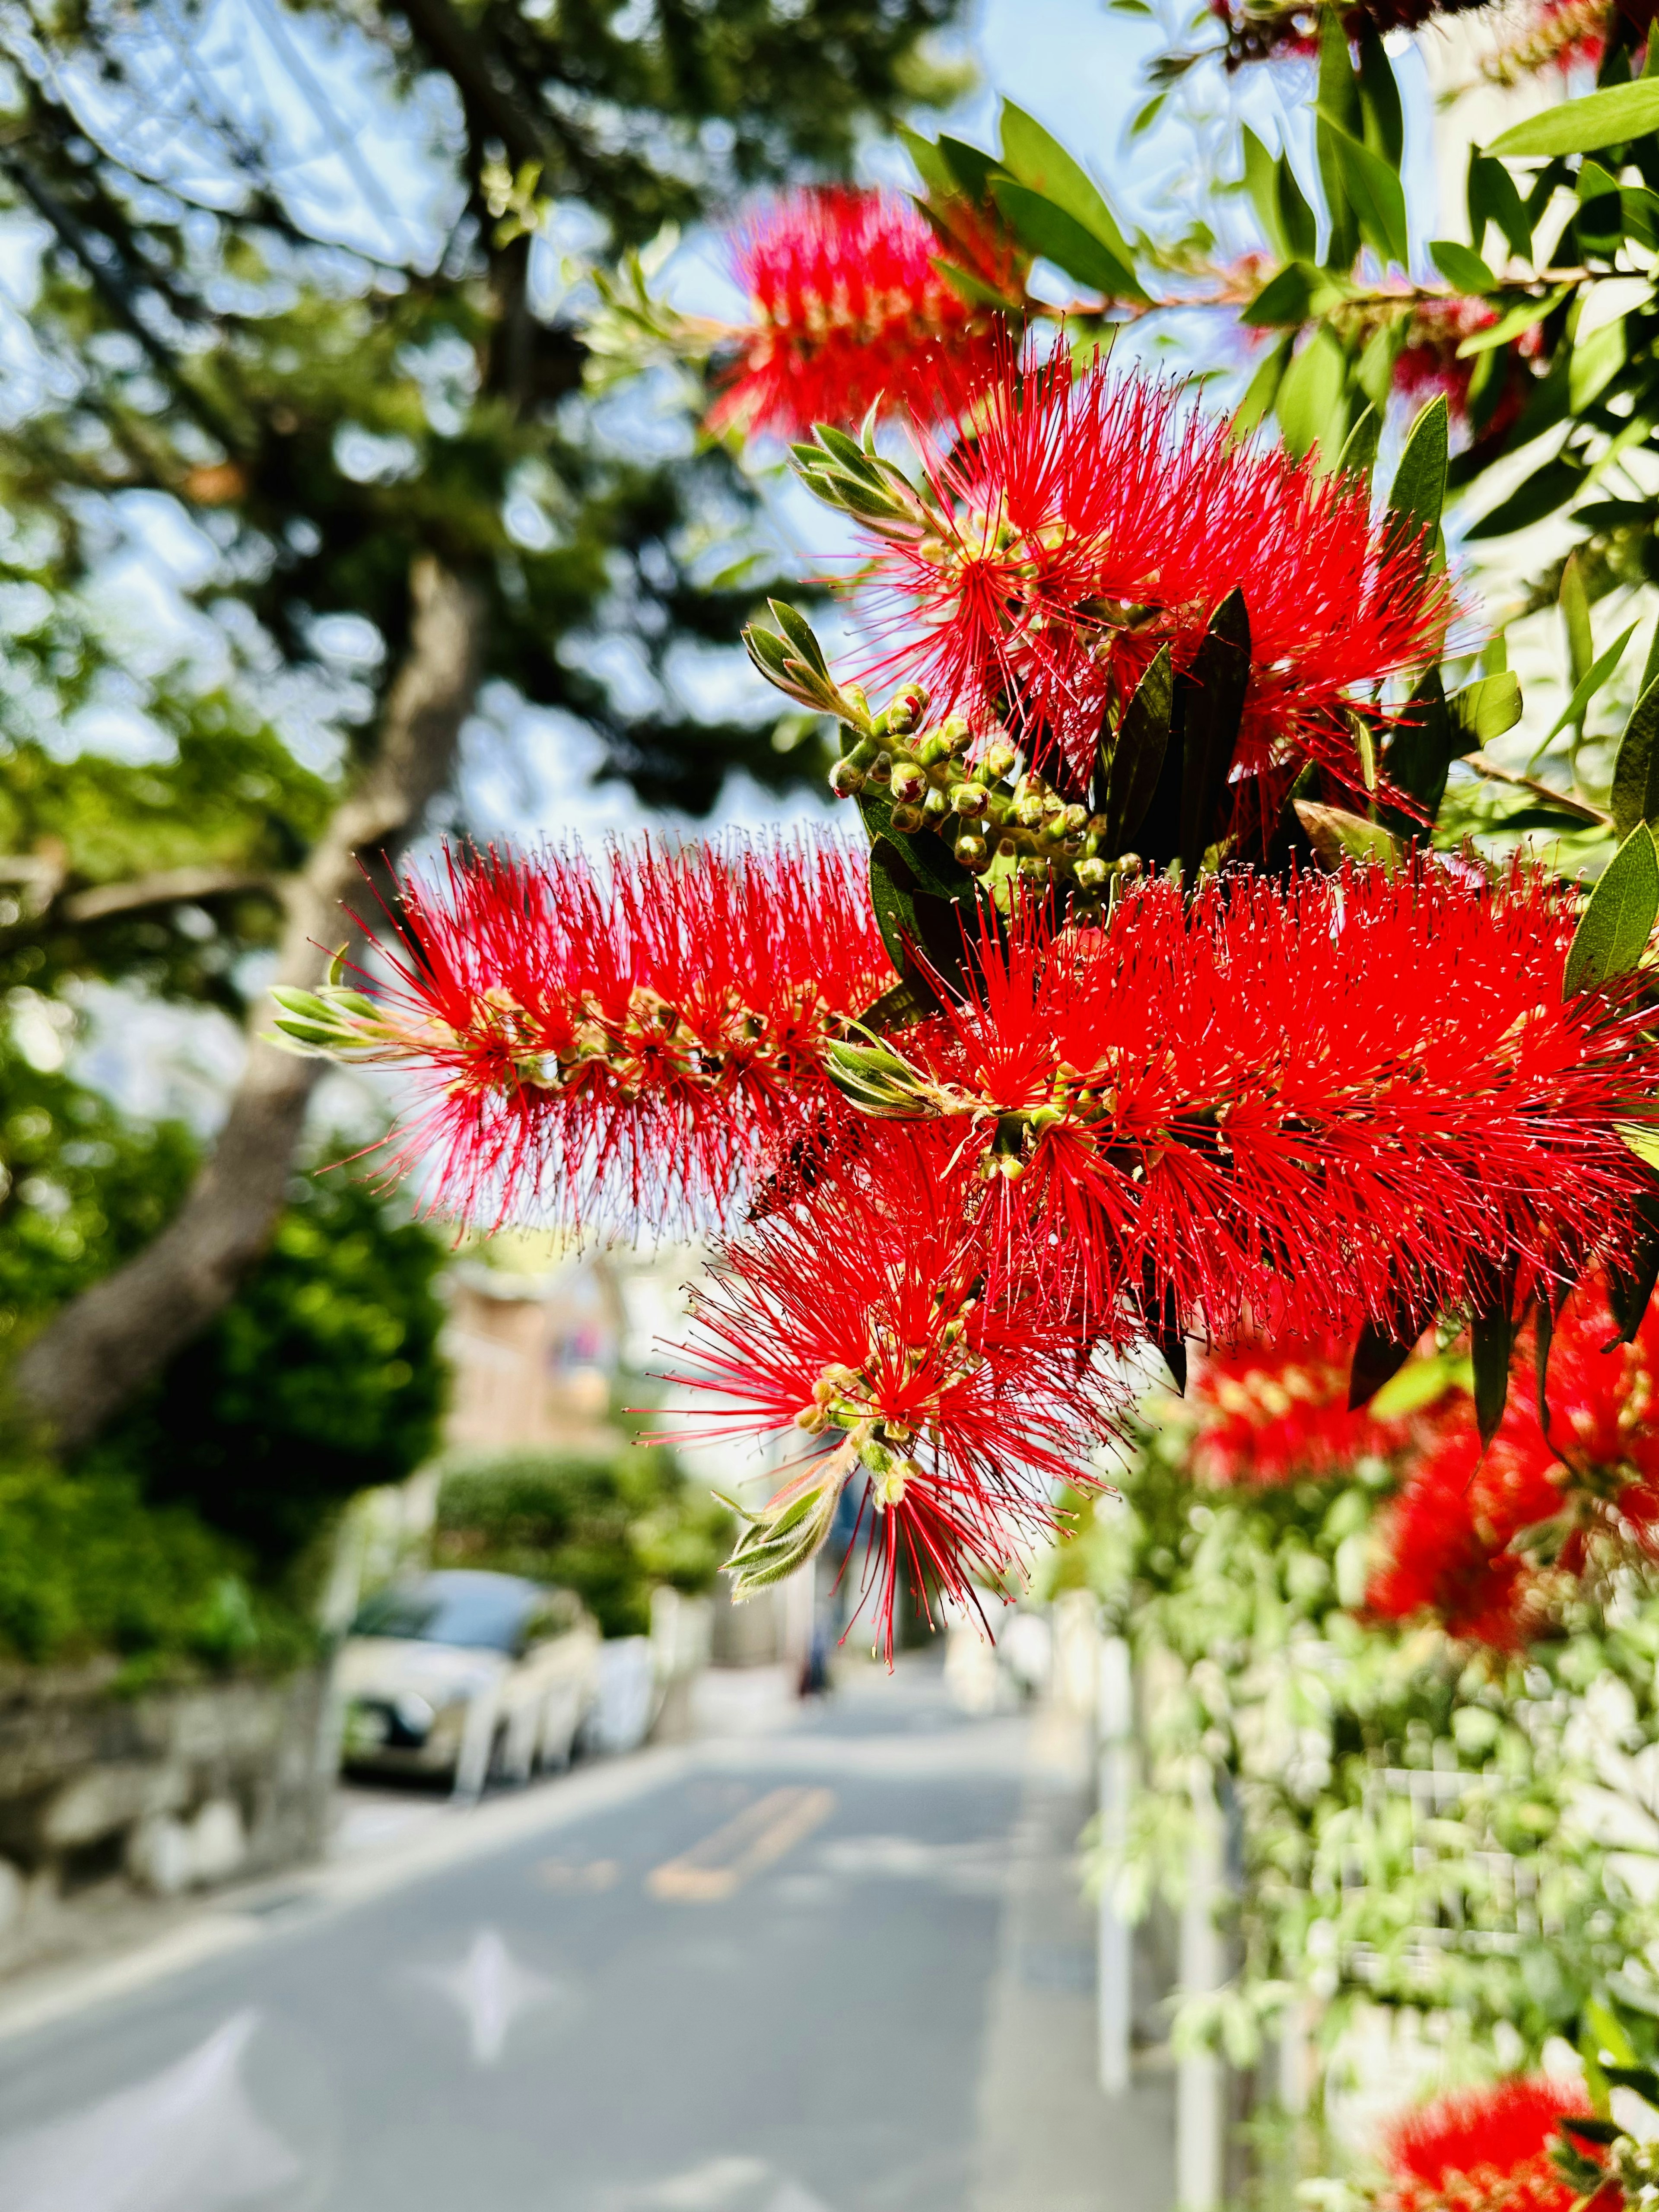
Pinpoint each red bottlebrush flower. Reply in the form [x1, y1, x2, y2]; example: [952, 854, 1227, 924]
[303, 835, 890, 1232]
[670, 1128, 1122, 1660]
[706, 188, 1018, 442]
[1370, 1270, 1659, 1646]
[1381, 2077, 1596, 2212]
[1214, 0, 1498, 67]
[844, 864, 1659, 1348]
[1190, 1331, 1408, 1486]
[849, 344, 1455, 803]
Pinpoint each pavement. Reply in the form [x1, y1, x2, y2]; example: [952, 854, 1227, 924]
[0, 1656, 1175, 2212]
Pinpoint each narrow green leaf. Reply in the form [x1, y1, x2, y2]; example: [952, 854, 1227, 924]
[896, 124, 956, 200]
[1336, 403, 1380, 487]
[1456, 287, 1570, 356]
[1641, 618, 1659, 700]
[1430, 238, 1497, 292]
[1277, 327, 1346, 462]
[769, 599, 830, 677]
[1570, 315, 1627, 413]
[1317, 107, 1411, 267]
[1465, 454, 1585, 538]
[1100, 645, 1174, 853]
[1233, 335, 1291, 437]
[1607, 1195, 1659, 1341]
[1490, 78, 1659, 158]
[1447, 671, 1523, 745]
[1468, 150, 1533, 262]
[1294, 800, 1402, 868]
[988, 178, 1140, 299]
[1277, 156, 1318, 263]
[931, 256, 1024, 312]
[935, 133, 1000, 203]
[1348, 1319, 1420, 1409]
[1382, 665, 1459, 827]
[1356, 26, 1405, 169]
[1545, 620, 1636, 741]
[1242, 261, 1317, 328]
[1316, 12, 1361, 271]
[1563, 823, 1659, 996]
[1611, 677, 1659, 837]
[1240, 126, 1285, 256]
[1385, 395, 1449, 543]
[997, 100, 1140, 272]
[1471, 1307, 1516, 1449]
[1179, 590, 1250, 874]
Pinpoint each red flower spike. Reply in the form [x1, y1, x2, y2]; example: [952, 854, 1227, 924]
[670, 1128, 1124, 1662]
[864, 864, 1659, 1347]
[850, 343, 1456, 800]
[707, 187, 1017, 442]
[1381, 2077, 1598, 2212]
[1370, 1270, 1659, 1647]
[1189, 1331, 1409, 1486]
[327, 835, 890, 1233]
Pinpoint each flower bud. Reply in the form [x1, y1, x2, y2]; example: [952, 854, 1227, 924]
[982, 738, 1017, 781]
[951, 782, 990, 818]
[953, 832, 990, 871]
[868, 750, 893, 786]
[887, 683, 928, 734]
[828, 757, 865, 798]
[940, 715, 973, 754]
[889, 760, 927, 804]
[1075, 856, 1109, 892]
[922, 786, 950, 819]
[1118, 852, 1144, 880]
[890, 801, 925, 834]
[914, 732, 950, 767]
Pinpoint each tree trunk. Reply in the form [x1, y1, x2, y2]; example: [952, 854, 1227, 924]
[13, 555, 486, 1455]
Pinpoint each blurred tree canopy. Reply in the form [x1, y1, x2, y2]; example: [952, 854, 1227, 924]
[0, 0, 970, 1455]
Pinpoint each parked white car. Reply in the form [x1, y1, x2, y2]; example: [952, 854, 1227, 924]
[336, 1570, 600, 1794]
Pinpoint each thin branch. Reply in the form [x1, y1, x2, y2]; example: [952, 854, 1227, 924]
[59, 867, 280, 925]
[1464, 753, 1613, 827]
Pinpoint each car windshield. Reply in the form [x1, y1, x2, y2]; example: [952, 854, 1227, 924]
[349, 1576, 538, 1653]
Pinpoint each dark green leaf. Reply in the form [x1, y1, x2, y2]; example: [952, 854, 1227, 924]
[1179, 590, 1250, 874]
[1242, 261, 1318, 328]
[1536, 1284, 1557, 1436]
[931, 256, 1025, 311]
[1471, 1306, 1516, 1448]
[1490, 79, 1659, 158]
[1234, 335, 1291, 437]
[1563, 823, 1659, 996]
[1316, 13, 1361, 271]
[1468, 151, 1534, 262]
[856, 973, 939, 1034]
[1430, 238, 1497, 292]
[1336, 403, 1381, 487]
[1240, 127, 1285, 255]
[866, 836, 969, 994]
[988, 179, 1140, 299]
[1357, 26, 1405, 168]
[1099, 645, 1174, 853]
[1318, 108, 1410, 266]
[1386, 395, 1449, 545]
[1277, 156, 1318, 262]
[1382, 665, 1459, 827]
[1466, 456, 1586, 538]
[935, 134, 1001, 203]
[858, 788, 975, 901]
[1349, 1317, 1421, 1408]
[1608, 1194, 1659, 1341]
[1558, 2118, 1624, 2145]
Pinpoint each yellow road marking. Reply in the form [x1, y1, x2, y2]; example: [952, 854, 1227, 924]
[646, 1786, 835, 1902]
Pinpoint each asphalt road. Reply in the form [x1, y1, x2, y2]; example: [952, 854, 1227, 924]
[0, 1662, 1168, 2212]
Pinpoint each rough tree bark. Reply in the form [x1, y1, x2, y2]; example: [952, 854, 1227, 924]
[13, 555, 486, 1454]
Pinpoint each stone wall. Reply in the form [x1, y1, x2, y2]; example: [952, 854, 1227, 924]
[0, 1662, 334, 1976]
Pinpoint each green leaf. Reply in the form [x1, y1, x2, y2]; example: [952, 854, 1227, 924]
[997, 100, 1141, 275]
[931, 256, 1024, 311]
[1129, 93, 1166, 140]
[1316, 12, 1361, 272]
[1465, 454, 1586, 537]
[1242, 261, 1317, 328]
[1457, 286, 1570, 356]
[1179, 590, 1251, 874]
[1607, 1195, 1659, 1341]
[1277, 156, 1318, 263]
[1294, 799, 1403, 868]
[1447, 671, 1523, 745]
[866, 836, 970, 992]
[988, 178, 1140, 299]
[896, 124, 956, 200]
[1336, 403, 1380, 487]
[1240, 126, 1285, 256]
[1611, 677, 1659, 837]
[1277, 327, 1346, 461]
[1233, 335, 1291, 437]
[1317, 108, 1411, 267]
[1570, 314, 1627, 412]
[1385, 394, 1449, 545]
[1099, 645, 1174, 853]
[1641, 618, 1659, 701]
[1490, 78, 1659, 158]
[1382, 665, 1459, 826]
[1430, 238, 1497, 292]
[1545, 620, 1637, 741]
[1356, 26, 1405, 169]
[1348, 1320, 1420, 1409]
[858, 788, 974, 903]
[935, 133, 1001, 203]
[1471, 1306, 1516, 1449]
[1563, 823, 1659, 996]
[1468, 150, 1534, 262]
